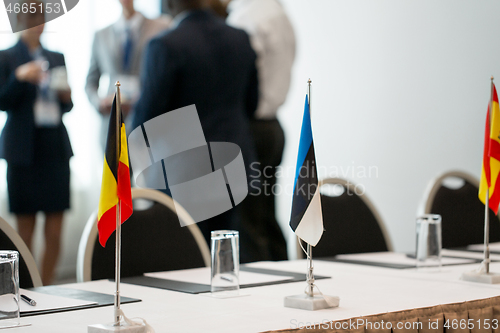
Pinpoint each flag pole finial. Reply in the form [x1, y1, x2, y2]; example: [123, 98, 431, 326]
[307, 79, 312, 108]
[115, 81, 121, 87]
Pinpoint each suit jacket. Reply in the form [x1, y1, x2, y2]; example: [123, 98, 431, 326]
[132, 10, 259, 184]
[85, 14, 170, 111]
[0, 40, 73, 166]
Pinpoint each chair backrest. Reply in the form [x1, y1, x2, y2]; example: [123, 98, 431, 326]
[418, 170, 500, 248]
[299, 178, 392, 258]
[77, 188, 210, 282]
[0, 216, 42, 288]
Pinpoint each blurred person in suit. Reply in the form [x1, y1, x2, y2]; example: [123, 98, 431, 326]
[0, 1, 73, 285]
[86, 0, 170, 150]
[226, 0, 296, 261]
[132, 0, 259, 246]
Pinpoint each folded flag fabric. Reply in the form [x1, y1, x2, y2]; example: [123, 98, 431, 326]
[479, 82, 500, 214]
[97, 96, 133, 247]
[289, 94, 324, 246]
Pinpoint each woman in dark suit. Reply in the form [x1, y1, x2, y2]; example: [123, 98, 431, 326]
[0, 1, 73, 285]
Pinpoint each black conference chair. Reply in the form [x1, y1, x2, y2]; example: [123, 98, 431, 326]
[419, 170, 500, 249]
[0, 216, 42, 288]
[300, 178, 393, 258]
[76, 188, 210, 282]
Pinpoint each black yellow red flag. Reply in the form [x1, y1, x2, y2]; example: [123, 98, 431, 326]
[97, 96, 133, 247]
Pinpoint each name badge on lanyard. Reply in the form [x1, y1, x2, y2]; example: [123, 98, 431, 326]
[34, 98, 61, 127]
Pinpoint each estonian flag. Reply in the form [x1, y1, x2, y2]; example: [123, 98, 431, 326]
[289, 94, 323, 246]
[97, 96, 133, 247]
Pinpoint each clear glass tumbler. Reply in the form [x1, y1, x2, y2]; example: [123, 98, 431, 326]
[416, 214, 442, 270]
[211, 230, 239, 295]
[0, 251, 20, 328]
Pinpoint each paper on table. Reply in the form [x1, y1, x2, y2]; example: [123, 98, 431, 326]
[442, 249, 500, 260]
[0, 323, 31, 330]
[17, 288, 97, 313]
[467, 242, 500, 252]
[145, 267, 294, 286]
[335, 252, 477, 266]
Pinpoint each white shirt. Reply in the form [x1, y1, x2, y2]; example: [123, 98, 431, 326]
[114, 12, 145, 48]
[227, 0, 296, 119]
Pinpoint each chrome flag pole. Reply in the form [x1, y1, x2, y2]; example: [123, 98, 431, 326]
[461, 76, 500, 284]
[114, 82, 122, 325]
[483, 76, 494, 274]
[306, 79, 315, 298]
[88, 84, 149, 332]
[306, 243, 314, 297]
[484, 188, 490, 274]
[285, 79, 339, 310]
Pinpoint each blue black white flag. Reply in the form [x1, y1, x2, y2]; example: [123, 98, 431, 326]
[289, 94, 323, 246]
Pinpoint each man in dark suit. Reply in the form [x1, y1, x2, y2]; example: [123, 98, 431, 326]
[132, 0, 259, 246]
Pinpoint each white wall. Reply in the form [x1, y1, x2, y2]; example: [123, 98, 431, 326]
[277, 0, 500, 256]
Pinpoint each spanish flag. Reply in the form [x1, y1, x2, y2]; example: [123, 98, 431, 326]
[97, 96, 133, 247]
[479, 82, 500, 214]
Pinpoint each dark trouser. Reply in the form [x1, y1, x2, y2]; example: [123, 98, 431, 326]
[238, 119, 288, 263]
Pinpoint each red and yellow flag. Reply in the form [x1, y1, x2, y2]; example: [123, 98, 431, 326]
[97, 96, 133, 247]
[479, 83, 500, 214]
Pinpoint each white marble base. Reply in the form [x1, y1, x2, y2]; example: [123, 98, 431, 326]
[284, 294, 339, 311]
[461, 271, 500, 284]
[88, 323, 146, 333]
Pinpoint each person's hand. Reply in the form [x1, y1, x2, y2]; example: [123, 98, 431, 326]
[98, 96, 114, 114]
[15, 61, 43, 85]
[57, 89, 72, 103]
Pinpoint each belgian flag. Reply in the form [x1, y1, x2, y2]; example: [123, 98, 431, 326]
[97, 96, 133, 247]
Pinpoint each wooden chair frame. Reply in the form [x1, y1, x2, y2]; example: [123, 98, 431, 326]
[296, 177, 393, 259]
[0, 216, 42, 287]
[418, 170, 480, 216]
[76, 188, 211, 282]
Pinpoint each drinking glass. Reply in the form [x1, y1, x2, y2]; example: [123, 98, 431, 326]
[416, 214, 442, 270]
[211, 230, 239, 296]
[0, 251, 20, 328]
